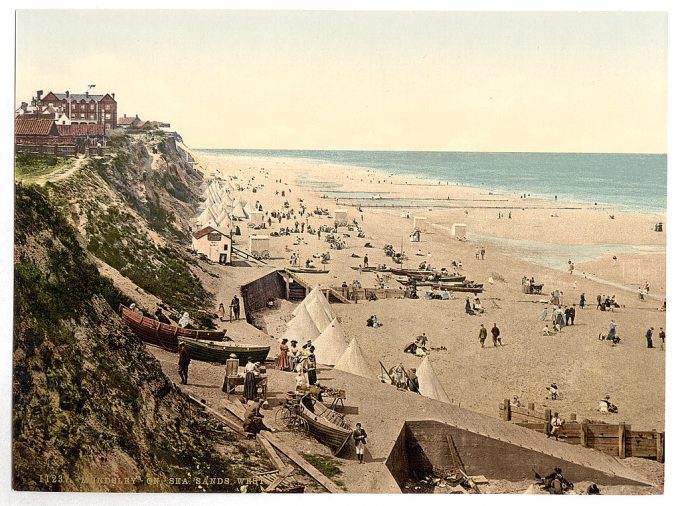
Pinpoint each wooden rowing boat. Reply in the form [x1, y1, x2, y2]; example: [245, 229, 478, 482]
[119, 304, 225, 352]
[299, 395, 353, 455]
[177, 336, 270, 365]
[287, 267, 329, 274]
[396, 275, 466, 284]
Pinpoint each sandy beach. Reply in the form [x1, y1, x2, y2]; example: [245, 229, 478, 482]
[192, 150, 666, 433]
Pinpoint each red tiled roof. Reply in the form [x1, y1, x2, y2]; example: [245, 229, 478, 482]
[192, 226, 220, 240]
[57, 124, 105, 137]
[15, 118, 56, 136]
[117, 116, 136, 125]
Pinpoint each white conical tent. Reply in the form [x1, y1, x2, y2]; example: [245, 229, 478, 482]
[282, 305, 320, 343]
[309, 286, 334, 320]
[305, 297, 332, 333]
[231, 201, 247, 219]
[415, 356, 451, 403]
[312, 318, 348, 366]
[334, 338, 374, 379]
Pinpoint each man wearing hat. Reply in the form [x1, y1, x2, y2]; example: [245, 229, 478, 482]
[646, 327, 655, 348]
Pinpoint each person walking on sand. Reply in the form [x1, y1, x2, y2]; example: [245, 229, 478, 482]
[478, 324, 487, 348]
[178, 343, 191, 385]
[218, 303, 225, 322]
[491, 323, 502, 346]
[480, 247, 486, 260]
[230, 295, 240, 321]
[363, 254, 369, 268]
[540, 306, 549, 321]
[659, 327, 665, 350]
[646, 327, 654, 348]
[579, 293, 586, 309]
[353, 423, 368, 463]
[596, 294, 602, 310]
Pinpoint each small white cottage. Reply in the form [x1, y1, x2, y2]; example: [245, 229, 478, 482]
[192, 226, 231, 264]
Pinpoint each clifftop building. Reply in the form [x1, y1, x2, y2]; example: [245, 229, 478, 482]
[18, 89, 118, 131]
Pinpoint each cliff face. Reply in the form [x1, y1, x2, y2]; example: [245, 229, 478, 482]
[45, 128, 213, 323]
[13, 184, 267, 491]
[12, 128, 271, 491]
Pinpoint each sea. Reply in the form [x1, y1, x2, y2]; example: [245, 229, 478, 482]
[196, 150, 667, 213]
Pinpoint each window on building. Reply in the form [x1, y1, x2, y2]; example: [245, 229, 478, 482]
[89, 114, 95, 120]
[207, 232, 222, 242]
[105, 104, 111, 111]
[105, 113, 111, 119]
[224, 244, 229, 250]
[80, 113, 85, 118]
[90, 104, 94, 110]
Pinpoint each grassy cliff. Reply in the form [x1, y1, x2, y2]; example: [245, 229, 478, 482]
[13, 184, 267, 491]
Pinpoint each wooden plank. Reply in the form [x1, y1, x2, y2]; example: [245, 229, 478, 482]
[618, 422, 626, 458]
[503, 399, 511, 421]
[264, 433, 345, 493]
[185, 393, 246, 435]
[257, 434, 287, 471]
[263, 467, 293, 493]
[656, 432, 664, 463]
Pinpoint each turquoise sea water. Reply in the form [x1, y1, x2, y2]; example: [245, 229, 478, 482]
[196, 150, 667, 213]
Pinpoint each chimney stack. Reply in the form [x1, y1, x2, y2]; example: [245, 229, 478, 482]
[85, 91, 89, 98]
[66, 90, 69, 99]
[112, 93, 115, 99]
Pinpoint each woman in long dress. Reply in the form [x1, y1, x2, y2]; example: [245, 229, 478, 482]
[275, 339, 290, 370]
[243, 358, 258, 402]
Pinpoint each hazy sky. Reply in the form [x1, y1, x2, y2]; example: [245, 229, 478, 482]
[15, 10, 667, 152]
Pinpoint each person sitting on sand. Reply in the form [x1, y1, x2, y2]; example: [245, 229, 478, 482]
[549, 413, 563, 440]
[243, 399, 266, 438]
[155, 306, 171, 324]
[511, 395, 522, 407]
[543, 324, 554, 336]
[178, 311, 193, 329]
[465, 298, 476, 315]
[599, 395, 618, 414]
[547, 383, 559, 400]
[129, 302, 143, 316]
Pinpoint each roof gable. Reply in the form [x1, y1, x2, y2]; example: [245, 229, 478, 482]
[192, 226, 227, 240]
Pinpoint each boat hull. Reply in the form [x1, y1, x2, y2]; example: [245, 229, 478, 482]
[119, 304, 225, 352]
[299, 395, 353, 455]
[177, 336, 270, 365]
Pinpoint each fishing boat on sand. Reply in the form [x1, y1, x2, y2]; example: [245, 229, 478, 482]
[299, 395, 353, 455]
[287, 267, 330, 274]
[119, 304, 225, 352]
[177, 336, 270, 365]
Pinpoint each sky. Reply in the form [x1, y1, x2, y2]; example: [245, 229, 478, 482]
[15, 10, 667, 152]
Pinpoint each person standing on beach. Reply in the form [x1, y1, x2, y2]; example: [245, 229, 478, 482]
[478, 324, 487, 348]
[218, 303, 225, 322]
[353, 423, 368, 463]
[491, 323, 502, 346]
[659, 328, 666, 350]
[596, 294, 602, 310]
[646, 327, 654, 348]
[178, 343, 191, 385]
[364, 254, 369, 268]
[580, 293, 586, 309]
[480, 247, 486, 260]
[231, 295, 240, 321]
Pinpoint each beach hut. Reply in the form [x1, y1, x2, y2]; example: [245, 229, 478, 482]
[305, 297, 332, 333]
[452, 223, 467, 240]
[334, 208, 349, 226]
[249, 210, 265, 227]
[231, 201, 247, 219]
[312, 318, 347, 366]
[334, 338, 374, 379]
[415, 356, 451, 403]
[191, 226, 231, 264]
[283, 305, 320, 343]
[249, 235, 270, 259]
[413, 216, 428, 232]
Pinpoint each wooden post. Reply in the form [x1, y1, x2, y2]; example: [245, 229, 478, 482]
[545, 408, 552, 435]
[618, 422, 626, 458]
[528, 402, 535, 411]
[580, 422, 587, 448]
[503, 399, 511, 421]
[656, 431, 664, 463]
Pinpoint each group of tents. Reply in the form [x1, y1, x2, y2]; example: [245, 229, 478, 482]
[194, 177, 255, 231]
[284, 286, 450, 404]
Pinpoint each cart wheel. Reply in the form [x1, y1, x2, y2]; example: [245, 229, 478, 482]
[261, 250, 270, 259]
[275, 406, 292, 430]
[294, 418, 309, 434]
[251, 250, 260, 259]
